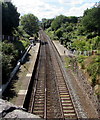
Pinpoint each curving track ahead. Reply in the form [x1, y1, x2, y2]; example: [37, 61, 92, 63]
[27, 30, 78, 119]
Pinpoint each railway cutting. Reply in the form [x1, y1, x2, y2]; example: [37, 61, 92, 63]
[24, 30, 78, 119]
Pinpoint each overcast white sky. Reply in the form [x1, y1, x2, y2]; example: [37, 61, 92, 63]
[11, 0, 99, 20]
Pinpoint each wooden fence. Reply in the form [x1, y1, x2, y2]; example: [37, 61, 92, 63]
[70, 50, 98, 56]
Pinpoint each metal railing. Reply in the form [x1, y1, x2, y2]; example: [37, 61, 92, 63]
[2, 35, 19, 42]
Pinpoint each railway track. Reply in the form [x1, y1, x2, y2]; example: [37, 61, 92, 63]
[28, 40, 46, 118]
[27, 30, 78, 119]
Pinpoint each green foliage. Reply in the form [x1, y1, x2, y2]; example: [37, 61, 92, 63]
[66, 25, 73, 32]
[41, 18, 54, 30]
[2, 54, 13, 84]
[2, 39, 30, 84]
[93, 36, 100, 50]
[65, 57, 71, 68]
[2, 42, 18, 58]
[2, 1, 20, 35]
[78, 25, 85, 35]
[87, 56, 100, 86]
[2, 42, 18, 84]
[20, 40, 30, 48]
[45, 9, 100, 52]
[87, 56, 100, 76]
[82, 7, 100, 34]
[55, 28, 63, 39]
[51, 15, 67, 31]
[20, 14, 39, 36]
[13, 26, 30, 38]
[80, 62, 85, 69]
[86, 32, 97, 39]
[45, 28, 56, 40]
[77, 55, 87, 63]
[72, 39, 87, 51]
[68, 16, 78, 23]
[77, 55, 87, 69]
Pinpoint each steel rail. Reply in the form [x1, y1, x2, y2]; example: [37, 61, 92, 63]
[43, 31, 78, 119]
[47, 34, 80, 119]
[27, 30, 79, 119]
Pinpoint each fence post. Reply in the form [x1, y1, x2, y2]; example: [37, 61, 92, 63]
[84, 51, 86, 56]
[8, 36, 10, 40]
[13, 36, 14, 41]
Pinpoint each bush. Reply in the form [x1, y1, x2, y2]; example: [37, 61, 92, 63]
[87, 62, 98, 76]
[19, 40, 30, 48]
[65, 57, 71, 68]
[2, 42, 15, 55]
[45, 30, 55, 40]
[78, 26, 85, 35]
[77, 55, 87, 63]
[66, 26, 73, 32]
[81, 62, 85, 69]
[53, 36, 59, 40]
[55, 28, 63, 39]
[2, 39, 29, 84]
[2, 55, 13, 84]
[86, 32, 97, 39]
[87, 56, 100, 87]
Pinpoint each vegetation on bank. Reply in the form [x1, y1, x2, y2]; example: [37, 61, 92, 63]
[1, 0, 100, 95]
[1, 1, 39, 84]
[41, 3, 100, 95]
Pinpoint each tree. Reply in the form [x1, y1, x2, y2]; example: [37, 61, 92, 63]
[55, 28, 63, 39]
[51, 15, 67, 31]
[41, 18, 53, 30]
[20, 14, 39, 36]
[66, 25, 73, 32]
[13, 25, 30, 38]
[82, 7, 100, 35]
[2, 2, 20, 35]
[68, 16, 78, 23]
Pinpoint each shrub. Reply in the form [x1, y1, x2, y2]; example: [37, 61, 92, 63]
[20, 40, 30, 48]
[66, 26, 73, 32]
[2, 55, 13, 84]
[55, 28, 63, 39]
[87, 62, 98, 76]
[2, 39, 29, 84]
[77, 55, 87, 63]
[87, 56, 100, 87]
[81, 62, 85, 69]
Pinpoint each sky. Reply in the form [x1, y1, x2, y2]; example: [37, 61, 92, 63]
[11, 0, 99, 20]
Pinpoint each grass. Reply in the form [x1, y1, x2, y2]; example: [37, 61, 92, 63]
[65, 57, 71, 68]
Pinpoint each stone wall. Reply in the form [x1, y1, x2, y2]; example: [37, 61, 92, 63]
[0, 99, 40, 119]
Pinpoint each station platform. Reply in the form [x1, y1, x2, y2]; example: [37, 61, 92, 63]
[53, 41, 74, 56]
[14, 41, 68, 108]
[14, 43, 40, 107]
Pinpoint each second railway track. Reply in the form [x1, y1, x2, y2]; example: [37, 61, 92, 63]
[25, 30, 78, 119]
